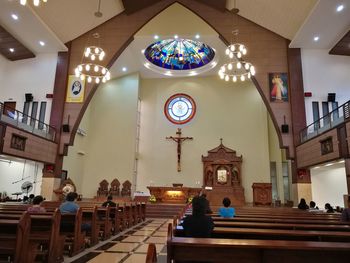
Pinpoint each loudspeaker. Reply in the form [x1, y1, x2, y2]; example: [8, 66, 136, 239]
[25, 93, 33, 102]
[62, 124, 70, 133]
[328, 93, 336, 102]
[281, 124, 289, 133]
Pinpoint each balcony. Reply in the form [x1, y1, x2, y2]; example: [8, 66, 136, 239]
[0, 102, 55, 141]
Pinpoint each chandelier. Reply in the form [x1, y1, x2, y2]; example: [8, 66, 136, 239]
[20, 0, 47, 6]
[218, 3, 255, 82]
[74, 33, 110, 84]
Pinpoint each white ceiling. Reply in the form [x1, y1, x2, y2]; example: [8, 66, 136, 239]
[0, 0, 349, 78]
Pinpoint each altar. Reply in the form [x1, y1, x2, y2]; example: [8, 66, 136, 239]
[147, 186, 201, 203]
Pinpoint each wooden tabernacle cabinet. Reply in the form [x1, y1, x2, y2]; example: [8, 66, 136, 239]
[202, 140, 245, 206]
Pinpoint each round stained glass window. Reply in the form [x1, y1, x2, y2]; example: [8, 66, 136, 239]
[164, 94, 196, 125]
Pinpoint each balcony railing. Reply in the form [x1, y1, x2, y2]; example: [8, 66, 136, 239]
[300, 100, 350, 143]
[0, 102, 56, 141]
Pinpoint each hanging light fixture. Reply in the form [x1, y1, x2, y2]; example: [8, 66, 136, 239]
[20, 0, 48, 6]
[74, 0, 111, 84]
[218, 1, 255, 82]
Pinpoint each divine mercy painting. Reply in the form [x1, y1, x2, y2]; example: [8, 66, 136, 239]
[269, 73, 288, 102]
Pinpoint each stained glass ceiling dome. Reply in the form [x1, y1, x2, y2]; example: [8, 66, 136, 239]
[144, 38, 215, 70]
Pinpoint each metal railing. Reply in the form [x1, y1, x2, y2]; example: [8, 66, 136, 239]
[0, 102, 56, 141]
[300, 100, 350, 143]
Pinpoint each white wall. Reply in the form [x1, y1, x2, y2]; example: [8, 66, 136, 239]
[0, 156, 43, 199]
[302, 49, 350, 125]
[0, 53, 58, 125]
[311, 163, 347, 208]
[63, 74, 140, 198]
[138, 76, 271, 203]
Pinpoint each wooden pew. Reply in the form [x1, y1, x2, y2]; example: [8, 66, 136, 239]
[0, 210, 64, 263]
[59, 208, 85, 256]
[145, 243, 157, 263]
[0, 212, 31, 263]
[167, 224, 350, 263]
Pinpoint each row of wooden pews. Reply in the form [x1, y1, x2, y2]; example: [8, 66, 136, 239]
[0, 201, 146, 262]
[168, 206, 350, 263]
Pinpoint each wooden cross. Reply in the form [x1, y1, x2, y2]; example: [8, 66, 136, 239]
[166, 128, 193, 172]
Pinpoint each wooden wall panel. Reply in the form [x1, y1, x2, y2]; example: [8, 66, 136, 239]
[2, 126, 57, 164]
[296, 129, 340, 168]
[58, 0, 294, 161]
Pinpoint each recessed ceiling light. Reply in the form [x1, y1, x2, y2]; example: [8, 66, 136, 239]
[338, 160, 345, 163]
[195, 34, 200, 39]
[174, 35, 178, 39]
[9, 48, 14, 53]
[165, 71, 172, 76]
[39, 41, 45, 46]
[11, 14, 19, 20]
[154, 35, 159, 40]
[122, 67, 127, 72]
[313, 36, 320, 42]
[314, 166, 320, 169]
[336, 4, 344, 12]
[141, 49, 145, 54]
[325, 163, 334, 167]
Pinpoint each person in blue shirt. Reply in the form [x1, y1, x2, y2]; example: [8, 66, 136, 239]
[59, 192, 79, 213]
[218, 197, 235, 218]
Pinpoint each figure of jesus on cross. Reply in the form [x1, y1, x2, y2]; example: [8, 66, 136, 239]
[166, 128, 193, 172]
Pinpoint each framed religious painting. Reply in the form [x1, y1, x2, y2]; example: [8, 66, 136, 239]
[217, 168, 228, 185]
[269, 73, 288, 102]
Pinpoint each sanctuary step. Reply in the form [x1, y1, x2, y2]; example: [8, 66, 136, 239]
[146, 203, 187, 218]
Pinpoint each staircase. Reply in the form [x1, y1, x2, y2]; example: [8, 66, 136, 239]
[146, 203, 187, 218]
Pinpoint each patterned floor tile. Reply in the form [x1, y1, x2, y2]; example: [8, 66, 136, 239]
[134, 243, 164, 253]
[107, 242, 139, 252]
[121, 235, 147, 243]
[112, 236, 128, 241]
[132, 230, 154, 236]
[86, 252, 128, 263]
[94, 242, 118, 251]
[70, 252, 101, 263]
[152, 231, 167, 237]
[145, 236, 167, 244]
[122, 253, 147, 263]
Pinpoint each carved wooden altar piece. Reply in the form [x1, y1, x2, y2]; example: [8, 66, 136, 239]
[147, 186, 201, 203]
[252, 183, 272, 206]
[97, 179, 109, 197]
[202, 140, 245, 206]
[121, 180, 132, 197]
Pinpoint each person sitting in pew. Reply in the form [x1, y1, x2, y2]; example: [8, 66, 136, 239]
[309, 201, 319, 211]
[218, 197, 235, 218]
[27, 195, 46, 213]
[341, 208, 350, 222]
[102, 195, 116, 208]
[325, 203, 335, 213]
[298, 198, 309, 210]
[60, 192, 91, 232]
[182, 196, 214, 238]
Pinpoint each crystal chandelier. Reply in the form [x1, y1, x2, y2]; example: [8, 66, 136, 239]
[20, 0, 47, 6]
[218, 3, 255, 82]
[74, 33, 111, 84]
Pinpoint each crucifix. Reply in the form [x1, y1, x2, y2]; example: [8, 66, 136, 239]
[166, 128, 193, 172]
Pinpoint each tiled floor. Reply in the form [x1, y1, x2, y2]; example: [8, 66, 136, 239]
[66, 219, 171, 263]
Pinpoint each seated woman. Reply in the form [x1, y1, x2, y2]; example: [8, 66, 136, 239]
[218, 197, 235, 218]
[27, 195, 46, 213]
[325, 203, 335, 213]
[182, 196, 214, 238]
[298, 198, 309, 210]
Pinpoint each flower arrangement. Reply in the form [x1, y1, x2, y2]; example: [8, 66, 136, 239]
[149, 195, 156, 203]
[187, 196, 194, 203]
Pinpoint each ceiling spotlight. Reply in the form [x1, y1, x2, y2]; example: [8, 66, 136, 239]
[154, 35, 159, 40]
[39, 41, 45, 46]
[141, 49, 145, 54]
[313, 36, 320, 42]
[195, 34, 200, 39]
[9, 48, 14, 53]
[11, 14, 18, 20]
[336, 4, 344, 12]
[174, 35, 178, 39]
[122, 67, 127, 72]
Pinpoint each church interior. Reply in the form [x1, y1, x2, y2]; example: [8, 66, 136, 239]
[0, 0, 350, 262]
